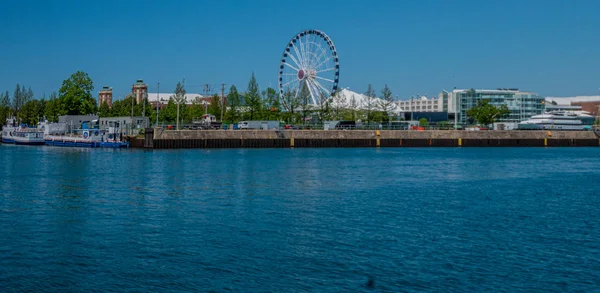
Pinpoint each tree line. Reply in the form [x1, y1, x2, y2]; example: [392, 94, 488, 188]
[0, 71, 97, 127]
[7, 70, 520, 128]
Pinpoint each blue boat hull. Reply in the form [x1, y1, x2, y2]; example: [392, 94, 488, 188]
[99, 142, 130, 148]
[45, 140, 129, 148]
[45, 140, 99, 148]
[2, 138, 45, 145]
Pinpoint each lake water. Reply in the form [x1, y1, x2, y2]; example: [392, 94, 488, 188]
[1, 145, 599, 292]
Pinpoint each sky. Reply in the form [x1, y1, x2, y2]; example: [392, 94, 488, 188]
[1, 0, 599, 101]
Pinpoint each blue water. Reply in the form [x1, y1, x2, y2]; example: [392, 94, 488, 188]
[1, 145, 599, 292]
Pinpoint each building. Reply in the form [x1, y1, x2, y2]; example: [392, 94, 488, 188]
[99, 116, 149, 135]
[448, 88, 545, 126]
[408, 112, 449, 122]
[545, 96, 600, 116]
[397, 96, 444, 112]
[98, 86, 113, 107]
[573, 101, 600, 116]
[146, 93, 207, 109]
[545, 105, 583, 112]
[58, 114, 99, 132]
[132, 79, 148, 104]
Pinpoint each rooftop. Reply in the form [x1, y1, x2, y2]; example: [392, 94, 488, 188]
[147, 93, 206, 105]
[545, 96, 600, 105]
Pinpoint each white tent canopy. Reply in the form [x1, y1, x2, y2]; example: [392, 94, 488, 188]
[327, 88, 404, 114]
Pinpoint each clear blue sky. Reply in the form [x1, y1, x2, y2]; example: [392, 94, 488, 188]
[1, 0, 599, 100]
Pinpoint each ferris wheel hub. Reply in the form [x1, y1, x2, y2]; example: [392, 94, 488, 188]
[298, 69, 305, 80]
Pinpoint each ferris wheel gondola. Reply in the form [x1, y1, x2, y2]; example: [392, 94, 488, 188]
[278, 29, 340, 110]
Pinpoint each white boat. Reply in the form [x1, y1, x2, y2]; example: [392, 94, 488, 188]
[518, 111, 595, 130]
[1, 118, 45, 145]
[44, 120, 129, 148]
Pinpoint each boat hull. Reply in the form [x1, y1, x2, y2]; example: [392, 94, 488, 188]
[45, 139, 99, 148]
[99, 141, 130, 148]
[2, 138, 45, 145]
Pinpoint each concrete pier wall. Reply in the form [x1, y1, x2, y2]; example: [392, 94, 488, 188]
[155, 129, 596, 140]
[128, 129, 600, 149]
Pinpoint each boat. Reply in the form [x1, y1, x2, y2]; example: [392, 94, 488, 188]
[44, 120, 129, 148]
[1, 118, 45, 145]
[518, 111, 595, 130]
[45, 129, 129, 148]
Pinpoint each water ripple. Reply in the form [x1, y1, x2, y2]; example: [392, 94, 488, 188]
[1, 146, 599, 292]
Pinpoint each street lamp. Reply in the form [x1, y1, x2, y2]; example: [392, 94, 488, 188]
[156, 82, 160, 126]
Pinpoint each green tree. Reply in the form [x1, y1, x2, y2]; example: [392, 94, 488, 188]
[110, 99, 124, 117]
[172, 80, 187, 129]
[160, 98, 178, 124]
[438, 120, 452, 129]
[58, 71, 96, 115]
[419, 117, 429, 127]
[225, 85, 241, 122]
[348, 94, 359, 121]
[0, 91, 12, 127]
[245, 72, 261, 120]
[21, 99, 46, 125]
[98, 101, 111, 117]
[364, 84, 377, 124]
[13, 84, 32, 122]
[208, 94, 221, 118]
[299, 82, 312, 125]
[466, 99, 510, 127]
[262, 87, 278, 120]
[185, 95, 205, 122]
[44, 92, 60, 122]
[281, 86, 300, 123]
[378, 84, 395, 121]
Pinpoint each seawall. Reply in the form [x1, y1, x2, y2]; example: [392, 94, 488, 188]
[128, 129, 600, 148]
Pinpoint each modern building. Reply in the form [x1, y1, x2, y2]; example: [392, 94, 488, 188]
[132, 79, 148, 104]
[448, 88, 545, 126]
[98, 86, 113, 107]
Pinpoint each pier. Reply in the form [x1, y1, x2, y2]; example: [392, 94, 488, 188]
[129, 129, 600, 149]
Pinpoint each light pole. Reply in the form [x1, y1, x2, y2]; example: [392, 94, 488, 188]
[156, 82, 160, 126]
[143, 91, 147, 118]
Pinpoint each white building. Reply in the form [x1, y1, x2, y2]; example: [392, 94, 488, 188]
[545, 95, 600, 105]
[146, 93, 206, 106]
[397, 96, 444, 112]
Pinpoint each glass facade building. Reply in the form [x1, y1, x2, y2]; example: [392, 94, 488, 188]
[452, 89, 545, 125]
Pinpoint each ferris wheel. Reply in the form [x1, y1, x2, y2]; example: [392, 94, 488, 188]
[278, 29, 340, 109]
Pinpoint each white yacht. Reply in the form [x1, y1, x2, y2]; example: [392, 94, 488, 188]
[518, 111, 594, 130]
[1, 118, 45, 145]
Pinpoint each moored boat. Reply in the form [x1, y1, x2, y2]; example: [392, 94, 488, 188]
[518, 111, 594, 130]
[1, 118, 45, 145]
[44, 125, 129, 148]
